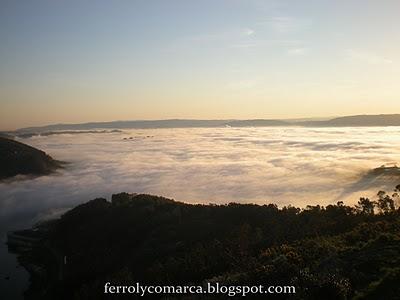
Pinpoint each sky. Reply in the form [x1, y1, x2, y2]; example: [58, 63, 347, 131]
[1, 0, 400, 130]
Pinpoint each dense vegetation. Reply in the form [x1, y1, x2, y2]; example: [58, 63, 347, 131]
[22, 187, 400, 299]
[0, 137, 61, 179]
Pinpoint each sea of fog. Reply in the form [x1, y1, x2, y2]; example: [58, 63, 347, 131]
[1, 126, 400, 298]
[2, 126, 400, 225]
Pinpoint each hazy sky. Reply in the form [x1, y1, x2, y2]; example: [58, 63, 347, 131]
[1, 0, 400, 130]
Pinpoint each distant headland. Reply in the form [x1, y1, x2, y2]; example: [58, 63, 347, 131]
[0, 137, 63, 180]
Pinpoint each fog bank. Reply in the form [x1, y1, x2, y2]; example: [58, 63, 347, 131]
[1, 127, 400, 224]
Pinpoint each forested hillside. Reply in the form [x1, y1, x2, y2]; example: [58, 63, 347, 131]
[22, 189, 400, 299]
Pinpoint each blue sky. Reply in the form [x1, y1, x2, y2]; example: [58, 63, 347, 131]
[1, 0, 400, 129]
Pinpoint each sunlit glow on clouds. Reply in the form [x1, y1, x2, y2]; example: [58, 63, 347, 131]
[1, 127, 400, 225]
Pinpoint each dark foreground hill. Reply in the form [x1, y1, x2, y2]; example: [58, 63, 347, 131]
[16, 190, 400, 299]
[0, 137, 62, 179]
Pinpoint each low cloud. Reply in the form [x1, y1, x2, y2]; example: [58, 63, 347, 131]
[1, 127, 399, 228]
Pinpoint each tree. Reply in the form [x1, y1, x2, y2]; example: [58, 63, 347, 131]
[391, 185, 400, 210]
[356, 197, 375, 215]
[376, 191, 395, 214]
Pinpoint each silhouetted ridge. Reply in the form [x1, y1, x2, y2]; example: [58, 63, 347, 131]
[0, 137, 62, 179]
[12, 114, 400, 134]
[14, 190, 400, 299]
[300, 114, 400, 127]
[225, 119, 288, 127]
[13, 119, 289, 133]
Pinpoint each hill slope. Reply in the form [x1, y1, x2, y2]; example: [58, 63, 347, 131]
[0, 137, 61, 179]
[17, 192, 400, 299]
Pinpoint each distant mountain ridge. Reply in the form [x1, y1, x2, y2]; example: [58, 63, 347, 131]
[15, 119, 231, 132]
[299, 114, 400, 127]
[13, 119, 287, 133]
[10, 114, 400, 134]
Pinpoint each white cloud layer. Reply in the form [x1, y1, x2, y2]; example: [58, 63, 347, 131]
[1, 127, 400, 226]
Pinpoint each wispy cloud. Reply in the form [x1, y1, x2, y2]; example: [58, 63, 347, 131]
[166, 27, 257, 52]
[167, 16, 310, 53]
[261, 16, 312, 34]
[230, 43, 258, 49]
[346, 49, 393, 65]
[230, 38, 304, 51]
[185, 28, 255, 43]
[243, 28, 255, 36]
[287, 47, 309, 56]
